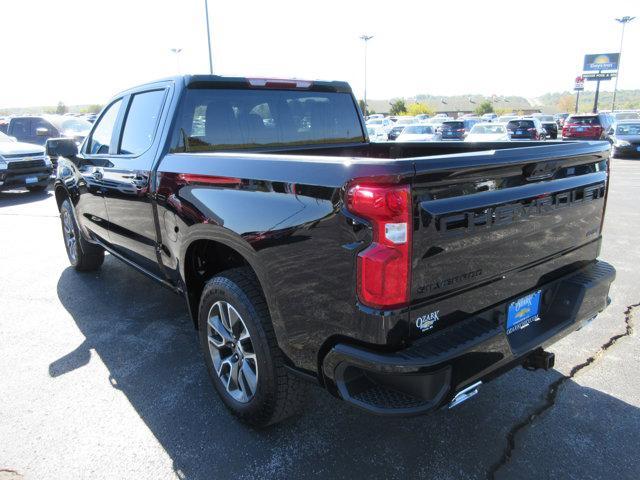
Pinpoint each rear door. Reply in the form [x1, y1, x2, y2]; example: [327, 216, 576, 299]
[100, 87, 170, 277]
[409, 143, 609, 336]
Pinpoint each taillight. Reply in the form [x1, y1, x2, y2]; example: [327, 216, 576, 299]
[247, 78, 312, 89]
[346, 183, 412, 309]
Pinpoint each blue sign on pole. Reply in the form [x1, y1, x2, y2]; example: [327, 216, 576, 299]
[583, 53, 620, 72]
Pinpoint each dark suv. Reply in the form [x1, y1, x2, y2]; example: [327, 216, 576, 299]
[562, 114, 613, 141]
[506, 118, 544, 140]
[7, 115, 92, 146]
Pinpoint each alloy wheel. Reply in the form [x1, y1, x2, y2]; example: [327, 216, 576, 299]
[207, 300, 258, 403]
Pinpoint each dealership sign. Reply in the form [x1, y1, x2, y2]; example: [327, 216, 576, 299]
[574, 76, 584, 91]
[583, 72, 617, 81]
[583, 53, 620, 72]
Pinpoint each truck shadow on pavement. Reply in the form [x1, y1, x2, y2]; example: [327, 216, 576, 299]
[53, 257, 640, 480]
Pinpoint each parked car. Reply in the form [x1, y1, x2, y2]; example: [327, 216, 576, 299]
[426, 116, 451, 133]
[0, 131, 52, 192]
[481, 113, 498, 122]
[395, 124, 438, 142]
[464, 123, 510, 142]
[562, 114, 613, 141]
[51, 75, 615, 426]
[386, 124, 407, 141]
[414, 114, 431, 122]
[7, 115, 92, 146]
[498, 115, 519, 123]
[440, 118, 480, 140]
[506, 118, 545, 140]
[532, 114, 559, 139]
[606, 120, 640, 158]
[366, 117, 392, 134]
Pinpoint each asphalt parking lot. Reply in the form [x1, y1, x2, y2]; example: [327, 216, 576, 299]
[1, 158, 639, 480]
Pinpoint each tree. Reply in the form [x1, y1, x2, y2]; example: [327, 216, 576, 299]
[56, 101, 67, 115]
[358, 99, 367, 115]
[557, 95, 575, 113]
[474, 100, 494, 116]
[81, 104, 103, 114]
[405, 102, 435, 116]
[389, 98, 407, 116]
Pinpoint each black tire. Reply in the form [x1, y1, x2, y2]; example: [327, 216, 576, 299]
[26, 184, 47, 193]
[60, 198, 104, 271]
[198, 267, 308, 427]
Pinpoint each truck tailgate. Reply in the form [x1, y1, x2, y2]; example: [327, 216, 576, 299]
[409, 142, 610, 332]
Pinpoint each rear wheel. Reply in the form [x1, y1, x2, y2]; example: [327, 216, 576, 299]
[198, 267, 308, 427]
[60, 198, 104, 271]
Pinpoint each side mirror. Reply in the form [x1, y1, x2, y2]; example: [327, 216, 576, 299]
[36, 127, 50, 137]
[46, 138, 78, 158]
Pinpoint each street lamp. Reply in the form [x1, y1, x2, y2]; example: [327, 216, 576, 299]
[360, 35, 374, 116]
[611, 16, 635, 111]
[204, 0, 214, 74]
[170, 48, 182, 74]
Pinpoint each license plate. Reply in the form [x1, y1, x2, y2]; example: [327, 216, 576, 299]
[25, 177, 38, 184]
[576, 127, 585, 132]
[516, 131, 523, 135]
[506, 290, 541, 334]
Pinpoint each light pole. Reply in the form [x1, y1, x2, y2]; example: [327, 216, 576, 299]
[204, 0, 214, 74]
[170, 48, 182, 74]
[360, 35, 374, 116]
[611, 16, 635, 111]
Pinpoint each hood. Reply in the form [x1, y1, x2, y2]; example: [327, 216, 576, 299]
[0, 141, 45, 156]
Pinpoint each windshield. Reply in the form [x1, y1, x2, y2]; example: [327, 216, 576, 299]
[470, 124, 506, 134]
[538, 116, 555, 122]
[403, 125, 433, 134]
[172, 88, 365, 151]
[616, 123, 640, 135]
[395, 118, 415, 125]
[367, 118, 383, 125]
[59, 118, 92, 133]
[442, 121, 464, 129]
[498, 116, 517, 122]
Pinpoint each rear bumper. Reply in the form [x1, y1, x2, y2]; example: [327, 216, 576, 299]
[322, 261, 615, 416]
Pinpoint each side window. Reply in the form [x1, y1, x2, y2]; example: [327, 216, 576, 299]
[31, 118, 54, 136]
[89, 100, 122, 155]
[10, 118, 30, 138]
[119, 90, 165, 155]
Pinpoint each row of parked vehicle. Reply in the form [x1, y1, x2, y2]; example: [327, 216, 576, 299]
[364, 110, 640, 158]
[0, 114, 95, 193]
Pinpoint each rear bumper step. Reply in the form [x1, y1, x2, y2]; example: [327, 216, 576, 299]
[322, 260, 615, 416]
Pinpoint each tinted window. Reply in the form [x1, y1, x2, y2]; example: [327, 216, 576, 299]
[566, 116, 599, 126]
[31, 118, 53, 136]
[9, 118, 30, 138]
[89, 100, 122, 155]
[120, 90, 165, 155]
[442, 121, 464, 129]
[507, 120, 535, 129]
[172, 88, 364, 152]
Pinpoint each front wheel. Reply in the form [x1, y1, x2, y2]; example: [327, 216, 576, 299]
[198, 267, 308, 427]
[60, 198, 104, 271]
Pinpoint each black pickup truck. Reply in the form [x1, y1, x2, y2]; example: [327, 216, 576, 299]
[50, 75, 615, 426]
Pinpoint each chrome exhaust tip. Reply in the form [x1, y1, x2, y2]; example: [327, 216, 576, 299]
[448, 381, 482, 409]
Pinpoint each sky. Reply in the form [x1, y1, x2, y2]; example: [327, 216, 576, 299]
[1, 0, 638, 108]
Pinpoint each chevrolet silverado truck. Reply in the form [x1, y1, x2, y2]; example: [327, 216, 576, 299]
[50, 75, 615, 426]
[0, 131, 52, 192]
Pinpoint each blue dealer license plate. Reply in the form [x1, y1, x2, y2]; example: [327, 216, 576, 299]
[507, 290, 541, 334]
